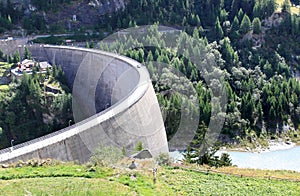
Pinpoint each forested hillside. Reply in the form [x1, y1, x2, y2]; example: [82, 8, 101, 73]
[96, 0, 300, 151]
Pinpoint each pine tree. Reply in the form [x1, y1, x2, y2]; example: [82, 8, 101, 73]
[237, 9, 244, 21]
[215, 17, 224, 40]
[221, 37, 238, 72]
[252, 17, 262, 34]
[282, 0, 291, 13]
[231, 0, 240, 19]
[230, 16, 240, 40]
[240, 14, 251, 34]
[257, 101, 263, 122]
[267, 0, 277, 17]
[241, 0, 255, 18]
[13, 51, 20, 64]
[195, 14, 201, 26]
[23, 47, 32, 60]
[253, 1, 262, 18]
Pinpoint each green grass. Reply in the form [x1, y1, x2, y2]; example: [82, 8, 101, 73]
[0, 62, 13, 78]
[162, 168, 300, 195]
[0, 62, 13, 70]
[0, 163, 300, 195]
[0, 85, 9, 92]
[0, 178, 133, 196]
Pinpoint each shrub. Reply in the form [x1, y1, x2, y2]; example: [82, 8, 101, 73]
[155, 153, 172, 166]
[122, 146, 126, 156]
[135, 141, 143, 151]
[219, 153, 232, 167]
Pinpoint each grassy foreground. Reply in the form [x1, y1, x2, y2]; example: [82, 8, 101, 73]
[0, 162, 300, 195]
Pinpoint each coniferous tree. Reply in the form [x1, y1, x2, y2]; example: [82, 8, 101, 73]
[229, 16, 240, 40]
[282, 0, 291, 13]
[240, 14, 251, 34]
[13, 51, 20, 64]
[253, 1, 262, 18]
[23, 47, 32, 60]
[231, 0, 240, 19]
[237, 9, 245, 21]
[215, 17, 224, 40]
[220, 37, 235, 71]
[252, 17, 262, 34]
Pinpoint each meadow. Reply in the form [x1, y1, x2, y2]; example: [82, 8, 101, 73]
[0, 162, 300, 195]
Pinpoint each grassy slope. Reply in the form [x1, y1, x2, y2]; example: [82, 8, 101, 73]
[0, 164, 300, 195]
[0, 178, 132, 196]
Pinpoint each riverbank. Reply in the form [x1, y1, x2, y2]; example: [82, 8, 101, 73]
[222, 139, 297, 153]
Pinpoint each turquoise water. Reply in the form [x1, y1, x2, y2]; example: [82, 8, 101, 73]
[218, 146, 300, 172]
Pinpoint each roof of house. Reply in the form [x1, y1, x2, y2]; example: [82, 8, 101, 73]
[39, 62, 51, 69]
[21, 59, 34, 65]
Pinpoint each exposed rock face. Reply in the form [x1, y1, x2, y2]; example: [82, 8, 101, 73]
[8, 0, 127, 29]
[45, 0, 127, 28]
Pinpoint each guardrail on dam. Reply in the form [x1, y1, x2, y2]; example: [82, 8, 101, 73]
[0, 44, 169, 163]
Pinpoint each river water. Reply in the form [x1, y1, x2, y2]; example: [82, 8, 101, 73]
[217, 146, 300, 172]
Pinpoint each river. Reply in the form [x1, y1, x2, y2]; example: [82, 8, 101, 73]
[217, 146, 300, 172]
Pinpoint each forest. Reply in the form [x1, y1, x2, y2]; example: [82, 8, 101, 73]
[96, 0, 300, 152]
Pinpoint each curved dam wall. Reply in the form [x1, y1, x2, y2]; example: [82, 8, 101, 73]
[0, 45, 169, 163]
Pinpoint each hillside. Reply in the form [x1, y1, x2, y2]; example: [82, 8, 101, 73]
[0, 0, 298, 35]
[0, 0, 127, 33]
[1, 162, 300, 195]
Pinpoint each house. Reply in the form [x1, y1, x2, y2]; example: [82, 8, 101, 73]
[11, 59, 52, 80]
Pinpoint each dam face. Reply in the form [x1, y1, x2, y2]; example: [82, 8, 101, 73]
[0, 44, 169, 163]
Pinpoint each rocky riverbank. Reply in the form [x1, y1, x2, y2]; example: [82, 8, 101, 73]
[222, 138, 296, 153]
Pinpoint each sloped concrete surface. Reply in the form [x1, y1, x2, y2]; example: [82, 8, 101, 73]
[0, 45, 168, 163]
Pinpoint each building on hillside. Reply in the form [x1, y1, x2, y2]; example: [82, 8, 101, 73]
[11, 59, 52, 80]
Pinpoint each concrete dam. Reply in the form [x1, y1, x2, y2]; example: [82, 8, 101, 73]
[0, 44, 169, 163]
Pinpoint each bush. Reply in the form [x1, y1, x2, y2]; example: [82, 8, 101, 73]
[135, 141, 143, 151]
[155, 153, 172, 166]
[90, 144, 124, 166]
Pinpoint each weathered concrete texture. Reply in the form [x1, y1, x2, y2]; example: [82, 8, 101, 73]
[0, 45, 168, 163]
[0, 38, 28, 55]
